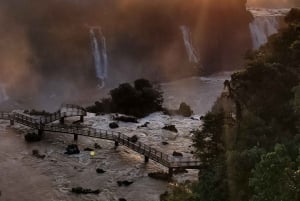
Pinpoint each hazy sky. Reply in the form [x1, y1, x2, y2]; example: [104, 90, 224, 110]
[247, 0, 300, 7]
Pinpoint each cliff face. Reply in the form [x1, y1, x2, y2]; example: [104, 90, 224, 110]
[0, 0, 252, 97]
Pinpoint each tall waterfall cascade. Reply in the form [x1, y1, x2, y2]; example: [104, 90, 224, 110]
[180, 25, 199, 63]
[248, 8, 290, 49]
[0, 84, 9, 103]
[89, 27, 108, 88]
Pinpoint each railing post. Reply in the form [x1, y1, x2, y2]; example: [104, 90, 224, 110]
[74, 134, 78, 142]
[145, 156, 149, 163]
[60, 117, 64, 124]
[80, 115, 84, 123]
[115, 141, 119, 149]
[168, 168, 173, 177]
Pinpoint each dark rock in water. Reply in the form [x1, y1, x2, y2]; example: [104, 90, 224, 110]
[190, 151, 194, 154]
[109, 122, 119, 129]
[129, 135, 138, 143]
[25, 133, 41, 142]
[173, 168, 188, 174]
[162, 141, 169, 145]
[138, 122, 150, 128]
[173, 151, 183, 157]
[94, 143, 102, 149]
[148, 172, 171, 181]
[177, 102, 193, 117]
[64, 144, 80, 155]
[71, 187, 100, 194]
[72, 120, 81, 124]
[114, 115, 138, 123]
[96, 168, 106, 174]
[32, 149, 46, 159]
[117, 180, 134, 187]
[84, 147, 94, 151]
[162, 125, 178, 133]
[119, 199, 127, 201]
[160, 191, 169, 201]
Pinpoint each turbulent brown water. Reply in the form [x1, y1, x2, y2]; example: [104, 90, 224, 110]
[0, 72, 229, 201]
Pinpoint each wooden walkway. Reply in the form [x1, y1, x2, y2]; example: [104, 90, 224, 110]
[0, 104, 201, 175]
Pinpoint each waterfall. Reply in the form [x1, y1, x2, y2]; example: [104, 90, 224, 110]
[89, 27, 108, 88]
[180, 25, 199, 63]
[0, 84, 9, 103]
[249, 16, 280, 49]
[248, 8, 290, 50]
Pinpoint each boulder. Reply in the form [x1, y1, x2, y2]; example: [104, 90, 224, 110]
[84, 147, 94, 151]
[96, 168, 106, 174]
[162, 125, 178, 133]
[94, 143, 102, 149]
[64, 144, 80, 155]
[129, 135, 138, 143]
[162, 141, 169, 145]
[71, 187, 100, 194]
[148, 172, 171, 181]
[25, 133, 41, 142]
[173, 151, 183, 157]
[32, 149, 46, 159]
[177, 102, 193, 117]
[109, 122, 119, 129]
[117, 180, 134, 187]
[114, 115, 138, 123]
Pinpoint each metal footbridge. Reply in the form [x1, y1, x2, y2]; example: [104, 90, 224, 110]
[0, 104, 201, 175]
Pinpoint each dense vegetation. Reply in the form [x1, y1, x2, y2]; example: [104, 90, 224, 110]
[86, 79, 163, 118]
[163, 8, 300, 201]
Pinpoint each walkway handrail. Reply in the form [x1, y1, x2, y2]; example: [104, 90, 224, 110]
[0, 104, 201, 169]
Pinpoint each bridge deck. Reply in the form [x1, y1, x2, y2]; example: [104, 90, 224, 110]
[0, 104, 201, 171]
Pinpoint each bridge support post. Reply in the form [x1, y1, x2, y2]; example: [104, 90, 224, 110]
[168, 168, 174, 177]
[144, 156, 149, 163]
[74, 134, 78, 142]
[10, 120, 14, 126]
[114, 141, 119, 149]
[80, 115, 84, 123]
[60, 117, 64, 124]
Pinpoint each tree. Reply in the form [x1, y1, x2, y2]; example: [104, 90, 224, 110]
[249, 144, 299, 201]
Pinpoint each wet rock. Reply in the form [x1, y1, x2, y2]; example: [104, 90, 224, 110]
[177, 102, 193, 117]
[173, 168, 188, 174]
[162, 141, 169, 145]
[96, 168, 106, 174]
[64, 144, 80, 155]
[119, 199, 127, 201]
[173, 151, 183, 157]
[84, 147, 94, 151]
[162, 125, 178, 133]
[32, 149, 46, 159]
[129, 135, 138, 143]
[114, 115, 138, 123]
[94, 143, 102, 149]
[148, 172, 171, 181]
[117, 180, 134, 187]
[109, 122, 119, 129]
[71, 187, 100, 194]
[138, 122, 150, 128]
[25, 133, 41, 142]
[160, 191, 169, 201]
[72, 120, 81, 124]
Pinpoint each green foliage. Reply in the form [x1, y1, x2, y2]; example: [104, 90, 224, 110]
[86, 79, 163, 117]
[249, 144, 300, 201]
[193, 111, 225, 164]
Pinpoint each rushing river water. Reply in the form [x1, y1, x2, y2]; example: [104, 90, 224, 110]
[0, 72, 230, 201]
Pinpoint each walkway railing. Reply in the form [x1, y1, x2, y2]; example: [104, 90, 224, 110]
[0, 104, 201, 170]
